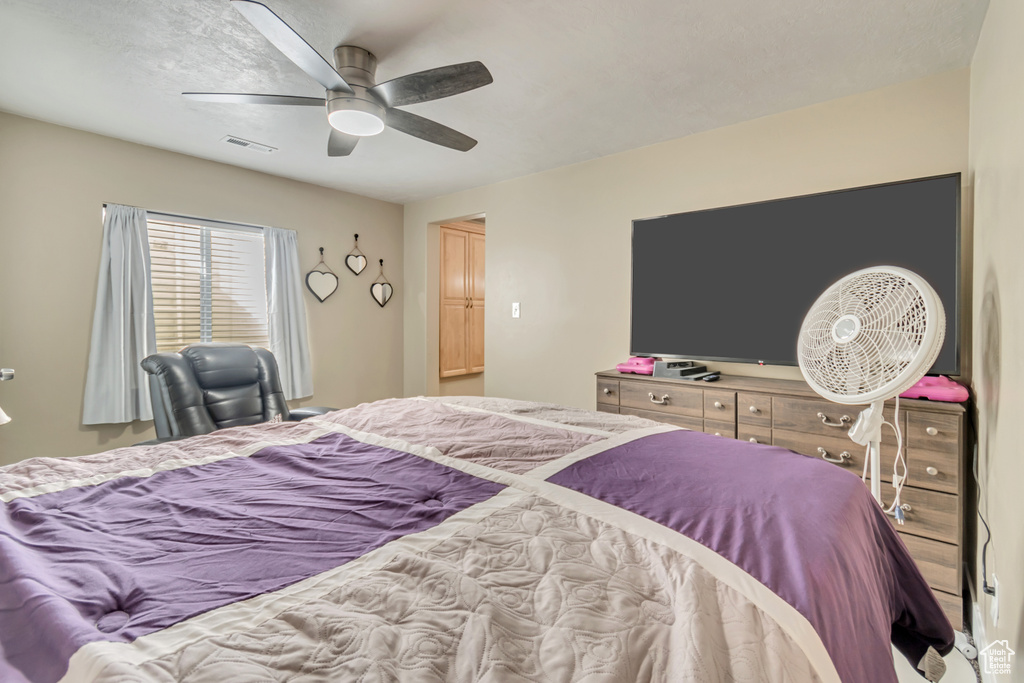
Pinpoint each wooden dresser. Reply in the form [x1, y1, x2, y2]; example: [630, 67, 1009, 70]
[596, 370, 968, 628]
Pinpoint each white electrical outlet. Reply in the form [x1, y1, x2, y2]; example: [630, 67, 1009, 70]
[990, 574, 999, 626]
[512, 302, 520, 319]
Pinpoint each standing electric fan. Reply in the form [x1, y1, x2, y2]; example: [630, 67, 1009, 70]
[797, 266, 945, 519]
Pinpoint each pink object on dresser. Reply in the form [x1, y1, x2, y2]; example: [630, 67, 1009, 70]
[899, 375, 969, 402]
[616, 357, 656, 375]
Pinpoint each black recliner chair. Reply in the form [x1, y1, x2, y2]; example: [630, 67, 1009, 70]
[141, 342, 333, 441]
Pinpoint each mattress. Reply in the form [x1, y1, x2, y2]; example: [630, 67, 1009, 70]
[0, 396, 953, 682]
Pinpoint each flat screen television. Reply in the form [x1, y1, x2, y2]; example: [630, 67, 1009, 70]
[630, 173, 961, 375]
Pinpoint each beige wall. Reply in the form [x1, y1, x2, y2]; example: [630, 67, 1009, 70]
[404, 70, 971, 410]
[968, 0, 1024, 665]
[439, 374, 485, 397]
[0, 112, 404, 465]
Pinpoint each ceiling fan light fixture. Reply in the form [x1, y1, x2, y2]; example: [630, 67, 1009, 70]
[327, 96, 386, 136]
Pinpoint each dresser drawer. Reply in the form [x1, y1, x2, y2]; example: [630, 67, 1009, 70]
[907, 446, 959, 495]
[773, 428, 890, 476]
[703, 419, 736, 438]
[596, 404, 619, 415]
[620, 406, 703, 431]
[898, 533, 960, 595]
[620, 381, 703, 418]
[908, 412, 960, 451]
[597, 379, 620, 406]
[934, 590, 963, 630]
[704, 390, 736, 423]
[738, 424, 772, 445]
[737, 392, 772, 427]
[773, 396, 904, 444]
[882, 487, 959, 545]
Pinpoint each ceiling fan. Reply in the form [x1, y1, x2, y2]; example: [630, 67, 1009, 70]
[184, 0, 493, 156]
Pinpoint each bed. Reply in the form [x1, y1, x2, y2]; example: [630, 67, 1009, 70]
[1, 396, 953, 682]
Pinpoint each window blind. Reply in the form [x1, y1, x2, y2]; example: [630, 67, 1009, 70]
[147, 216, 268, 353]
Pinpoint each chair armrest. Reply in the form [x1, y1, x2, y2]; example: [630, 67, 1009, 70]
[288, 407, 336, 421]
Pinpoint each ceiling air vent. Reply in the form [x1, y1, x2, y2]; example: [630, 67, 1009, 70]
[220, 135, 277, 154]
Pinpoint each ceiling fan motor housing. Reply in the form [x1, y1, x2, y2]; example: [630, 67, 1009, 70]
[327, 47, 385, 135]
[333, 46, 378, 87]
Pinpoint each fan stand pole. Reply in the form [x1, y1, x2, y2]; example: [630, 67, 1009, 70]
[849, 400, 886, 506]
[868, 440, 882, 504]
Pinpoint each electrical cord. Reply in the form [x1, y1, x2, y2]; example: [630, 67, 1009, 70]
[973, 432, 997, 596]
[979, 510, 996, 596]
[857, 398, 907, 523]
[881, 396, 907, 523]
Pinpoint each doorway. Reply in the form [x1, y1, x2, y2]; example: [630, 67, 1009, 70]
[438, 218, 484, 397]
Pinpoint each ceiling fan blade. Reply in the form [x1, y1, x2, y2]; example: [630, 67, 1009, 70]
[370, 61, 492, 107]
[183, 92, 326, 106]
[230, 0, 352, 94]
[328, 128, 359, 157]
[385, 108, 477, 151]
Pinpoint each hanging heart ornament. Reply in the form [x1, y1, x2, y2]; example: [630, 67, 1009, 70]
[346, 254, 367, 275]
[346, 234, 367, 275]
[371, 282, 393, 307]
[306, 270, 339, 302]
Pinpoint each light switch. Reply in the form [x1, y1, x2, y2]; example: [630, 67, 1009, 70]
[512, 302, 520, 319]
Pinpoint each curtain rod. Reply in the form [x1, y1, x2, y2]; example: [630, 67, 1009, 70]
[102, 203, 278, 233]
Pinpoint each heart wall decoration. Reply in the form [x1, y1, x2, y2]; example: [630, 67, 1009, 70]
[346, 234, 367, 275]
[306, 270, 339, 303]
[305, 247, 339, 303]
[371, 282, 393, 307]
[371, 259, 394, 307]
[346, 254, 367, 275]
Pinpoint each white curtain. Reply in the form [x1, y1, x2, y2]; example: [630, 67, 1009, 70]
[82, 205, 157, 424]
[265, 227, 313, 399]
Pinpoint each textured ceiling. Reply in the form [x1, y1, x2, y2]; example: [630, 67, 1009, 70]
[0, 0, 988, 204]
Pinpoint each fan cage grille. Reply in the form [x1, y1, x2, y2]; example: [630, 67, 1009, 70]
[798, 269, 945, 404]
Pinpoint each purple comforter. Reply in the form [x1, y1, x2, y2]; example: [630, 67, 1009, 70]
[0, 397, 952, 682]
[548, 429, 951, 681]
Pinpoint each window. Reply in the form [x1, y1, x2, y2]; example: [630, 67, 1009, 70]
[146, 213, 268, 353]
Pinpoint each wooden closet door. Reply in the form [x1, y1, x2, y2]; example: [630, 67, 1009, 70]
[468, 232, 485, 373]
[439, 228, 469, 377]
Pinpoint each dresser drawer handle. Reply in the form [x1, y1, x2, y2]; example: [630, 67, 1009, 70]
[926, 466, 939, 476]
[817, 412, 851, 427]
[648, 392, 670, 405]
[926, 426, 938, 436]
[714, 401, 723, 409]
[603, 387, 612, 395]
[818, 447, 852, 464]
[714, 432, 722, 437]
[749, 437, 758, 444]
[749, 406, 759, 414]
